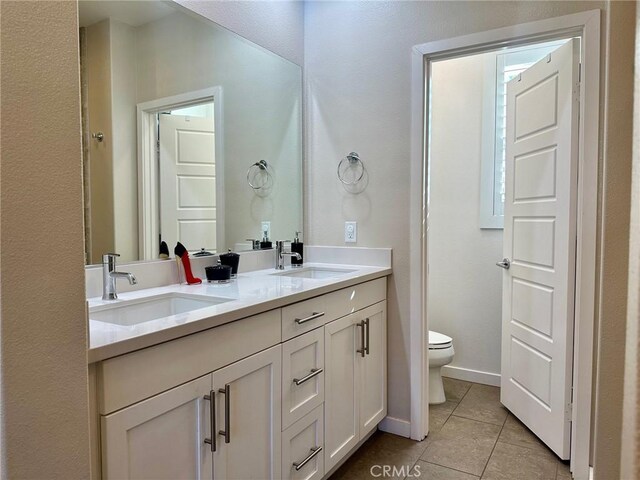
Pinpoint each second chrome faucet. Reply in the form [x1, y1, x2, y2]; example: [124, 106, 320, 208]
[275, 241, 302, 270]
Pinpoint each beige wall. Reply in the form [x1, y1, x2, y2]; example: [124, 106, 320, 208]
[592, 2, 636, 479]
[0, 1, 91, 478]
[429, 53, 503, 377]
[621, 5, 640, 478]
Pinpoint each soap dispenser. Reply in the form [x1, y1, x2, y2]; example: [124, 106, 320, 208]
[260, 228, 272, 249]
[291, 231, 303, 267]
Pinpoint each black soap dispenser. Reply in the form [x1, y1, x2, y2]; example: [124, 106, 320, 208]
[260, 228, 272, 249]
[291, 231, 303, 267]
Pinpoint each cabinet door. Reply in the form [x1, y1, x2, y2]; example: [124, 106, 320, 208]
[101, 374, 213, 480]
[212, 345, 282, 480]
[282, 328, 325, 429]
[324, 313, 360, 472]
[359, 301, 387, 435]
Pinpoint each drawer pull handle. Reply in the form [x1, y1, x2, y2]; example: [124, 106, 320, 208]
[293, 368, 323, 386]
[203, 390, 216, 452]
[357, 320, 366, 357]
[294, 311, 325, 325]
[293, 446, 323, 471]
[218, 384, 231, 444]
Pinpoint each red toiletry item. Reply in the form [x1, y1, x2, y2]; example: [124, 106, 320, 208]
[174, 242, 202, 285]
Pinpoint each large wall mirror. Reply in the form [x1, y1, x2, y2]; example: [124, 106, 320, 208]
[79, 1, 303, 264]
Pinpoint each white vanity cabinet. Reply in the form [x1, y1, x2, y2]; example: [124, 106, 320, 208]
[101, 374, 213, 480]
[212, 346, 282, 480]
[324, 301, 387, 472]
[91, 276, 388, 480]
[101, 346, 281, 480]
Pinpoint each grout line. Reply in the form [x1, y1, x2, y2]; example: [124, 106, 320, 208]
[449, 413, 507, 428]
[479, 412, 507, 479]
[416, 459, 481, 478]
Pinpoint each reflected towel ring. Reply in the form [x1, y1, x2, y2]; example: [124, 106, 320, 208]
[337, 152, 365, 185]
[247, 160, 272, 190]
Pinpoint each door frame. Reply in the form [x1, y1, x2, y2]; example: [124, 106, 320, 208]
[137, 86, 224, 259]
[409, 10, 600, 479]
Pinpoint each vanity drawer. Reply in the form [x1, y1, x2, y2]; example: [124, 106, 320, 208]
[97, 309, 281, 414]
[282, 328, 324, 429]
[281, 405, 324, 480]
[282, 295, 328, 341]
[323, 277, 387, 320]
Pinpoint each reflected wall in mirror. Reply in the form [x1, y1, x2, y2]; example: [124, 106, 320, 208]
[79, 1, 303, 264]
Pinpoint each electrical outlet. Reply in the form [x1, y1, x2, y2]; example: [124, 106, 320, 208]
[261, 221, 271, 239]
[345, 221, 357, 243]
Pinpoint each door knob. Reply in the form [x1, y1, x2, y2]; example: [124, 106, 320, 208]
[496, 258, 511, 269]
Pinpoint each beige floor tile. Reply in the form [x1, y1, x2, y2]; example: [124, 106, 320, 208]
[452, 384, 508, 426]
[443, 377, 473, 403]
[415, 461, 479, 479]
[556, 461, 571, 479]
[481, 442, 558, 480]
[429, 400, 458, 433]
[368, 431, 429, 460]
[498, 414, 556, 456]
[421, 415, 502, 476]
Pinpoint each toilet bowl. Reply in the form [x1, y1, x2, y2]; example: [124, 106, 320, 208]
[428, 331, 454, 405]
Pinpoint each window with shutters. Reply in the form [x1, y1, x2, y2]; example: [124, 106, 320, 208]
[479, 40, 571, 229]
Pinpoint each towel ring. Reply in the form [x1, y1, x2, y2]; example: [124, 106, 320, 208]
[337, 152, 365, 186]
[247, 160, 273, 190]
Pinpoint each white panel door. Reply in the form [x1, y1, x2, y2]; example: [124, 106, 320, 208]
[212, 345, 282, 480]
[159, 113, 217, 253]
[359, 301, 387, 435]
[324, 313, 360, 472]
[101, 374, 213, 480]
[500, 38, 580, 460]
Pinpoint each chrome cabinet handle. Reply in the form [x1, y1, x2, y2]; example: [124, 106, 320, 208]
[496, 258, 511, 270]
[295, 312, 325, 325]
[293, 368, 323, 386]
[203, 390, 216, 452]
[365, 318, 370, 355]
[357, 320, 366, 357]
[218, 384, 230, 444]
[293, 446, 323, 471]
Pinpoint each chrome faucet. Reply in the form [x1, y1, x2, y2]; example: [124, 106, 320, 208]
[275, 241, 302, 270]
[102, 253, 137, 300]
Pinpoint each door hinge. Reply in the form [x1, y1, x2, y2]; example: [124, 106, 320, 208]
[578, 62, 582, 83]
[565, 402, 573, 422]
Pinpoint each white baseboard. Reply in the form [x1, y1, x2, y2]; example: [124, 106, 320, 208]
[378, 416, 411, 438]
[442, 365, 501, 387]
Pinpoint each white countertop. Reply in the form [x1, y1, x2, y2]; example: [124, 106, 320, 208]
[88, 263, 391, 363]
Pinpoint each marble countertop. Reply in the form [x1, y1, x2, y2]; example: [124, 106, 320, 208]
[88, 263, 391, 363]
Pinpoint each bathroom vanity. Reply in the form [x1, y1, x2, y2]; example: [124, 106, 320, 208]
[87, 260, 391, 480]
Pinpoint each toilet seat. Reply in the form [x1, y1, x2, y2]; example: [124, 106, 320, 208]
[428, 330, 452, 350]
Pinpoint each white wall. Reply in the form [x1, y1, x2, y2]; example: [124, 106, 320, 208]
[429, 53, 503, 378]
[175, 0, 304, 66]
[304, 0, 612, 428]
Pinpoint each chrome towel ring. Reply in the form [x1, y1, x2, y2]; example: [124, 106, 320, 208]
[337, 152, 365, 186]
[246, 160, 273, 190]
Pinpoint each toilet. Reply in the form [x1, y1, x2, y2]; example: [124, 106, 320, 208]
[428, 330, 455, 404]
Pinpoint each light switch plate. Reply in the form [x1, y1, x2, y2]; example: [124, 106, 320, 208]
[345, 221, 357, 243]
[261, 221, 271, 239]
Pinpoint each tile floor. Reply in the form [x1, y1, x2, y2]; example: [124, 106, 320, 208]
[329, 378, 571, 480]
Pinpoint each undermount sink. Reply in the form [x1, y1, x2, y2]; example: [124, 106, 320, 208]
[89, 293, 230, 326]
[273, 267, 356, 279]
